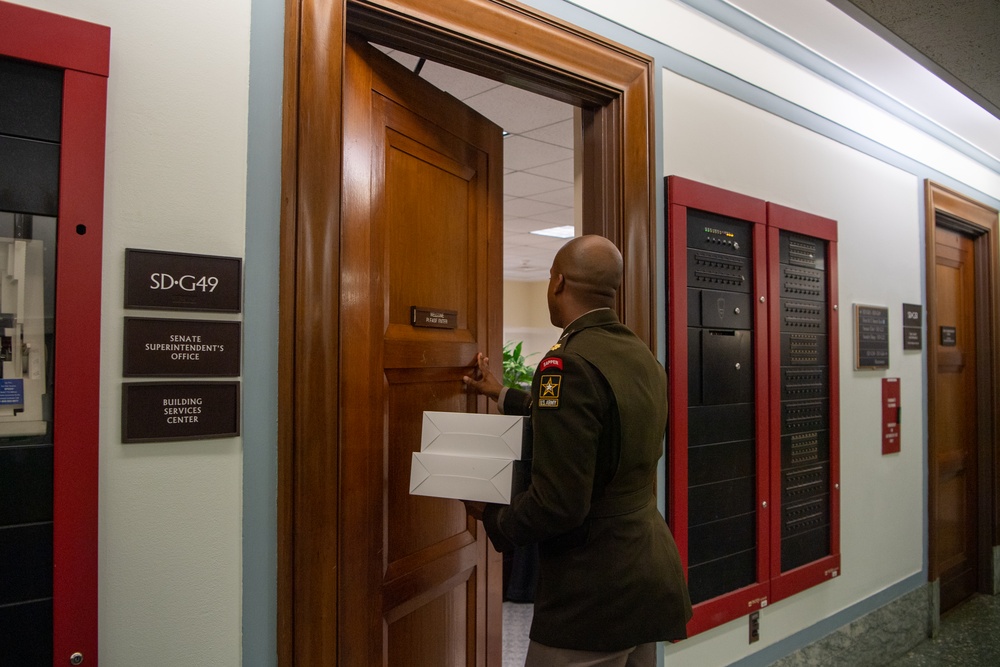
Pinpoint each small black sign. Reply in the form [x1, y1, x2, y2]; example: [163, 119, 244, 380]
[855, 304, 889, 369]
[123, 318, 242, 377]
[125, 249, 242, 312]
[122, 381, 240, 443]
[411, 306, 458, 329]
[940, 326, 957, 347]
[902, 303, 923, 351]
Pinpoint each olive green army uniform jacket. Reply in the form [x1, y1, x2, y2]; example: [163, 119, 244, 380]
[482, 308, 692, 651]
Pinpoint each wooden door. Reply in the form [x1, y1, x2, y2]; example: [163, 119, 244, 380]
[931, 225, 979, 612]
[339, 36, 503, 665]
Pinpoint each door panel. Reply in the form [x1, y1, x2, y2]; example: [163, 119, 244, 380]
[932, 226, 979, 612]
[342, 36, 503, 665]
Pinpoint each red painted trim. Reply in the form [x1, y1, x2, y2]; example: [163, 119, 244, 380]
[752, 220, 770, 584]
[665, 196, 689, 557]
[770, 554, 842, 603]
[767, 225, 784, 582]
[766, 202, 838, 241]
[1, 4, 109, 664]
[0, 1, 110, 76]
[826, 241, 841, 557]
[668, 175, 767, 221]
[52, 68, 106, 666]
[688, 581, 771, 636]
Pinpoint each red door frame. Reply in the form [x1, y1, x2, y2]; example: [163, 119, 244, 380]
[0, 2, 109, 663]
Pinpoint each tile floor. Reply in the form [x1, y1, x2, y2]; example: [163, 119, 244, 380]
[504, 594, 1000, 667]
[886, 593, 1000, 666]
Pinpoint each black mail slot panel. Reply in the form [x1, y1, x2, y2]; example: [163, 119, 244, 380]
[0, 600, 51, 666]
[782, 399, 828, 434]
[0, 523, 52, 605]
[689, 439, 755, 486]
[687, 248, 751, 293]
[688, 328, 755, 407]
[0, 58, 62, 142]
[688, 403, 755, 446]
[687, 288, 752, 329]
[781, 430, 830, 469]
[0, 136, 59, 217]
[782, 495, 830, 538]
[782, 463, 829, 503]
[688, 512, 755, 565]
[779, 232, 826, 270]
[779, 265, 826, 301]
[688, 549, 755, 605]
[782, 526, 831, 572]
[689, 476, 755, 526]
[780, 299, 827, 332]
[780, 366, 829, 401]
[780, 333, 828, 366]
[701, 329, 753, 405]
[0, 445, 53, 525]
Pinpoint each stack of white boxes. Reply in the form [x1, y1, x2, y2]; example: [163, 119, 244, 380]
[409, 411, 531, 504]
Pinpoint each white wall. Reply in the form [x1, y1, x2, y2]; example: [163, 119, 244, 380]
[504, 280, 561, 365]
[16, 1, 251, 665]
[661, 70, 925, 666]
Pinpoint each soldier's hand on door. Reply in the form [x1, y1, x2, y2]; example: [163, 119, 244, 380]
[463, 352, 502, 401]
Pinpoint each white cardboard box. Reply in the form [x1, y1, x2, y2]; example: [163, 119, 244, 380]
[419, 411, 525, 459]
[410, 451, 516, 504]
[409, 411, 529, 504]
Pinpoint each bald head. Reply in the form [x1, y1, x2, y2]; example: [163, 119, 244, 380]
[547, 235, 622, 327]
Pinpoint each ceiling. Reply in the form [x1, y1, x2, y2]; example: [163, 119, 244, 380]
[380, 0, 1000, 281]
[830, 0, 1000, 121]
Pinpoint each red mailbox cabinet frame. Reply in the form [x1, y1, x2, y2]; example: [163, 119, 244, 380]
[666, 176, 840, 634]
[1, 2, 109, 662]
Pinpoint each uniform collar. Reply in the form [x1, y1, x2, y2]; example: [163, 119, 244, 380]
[561, 308, 618, 337]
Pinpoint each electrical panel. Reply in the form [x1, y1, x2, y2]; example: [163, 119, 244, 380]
[667, 177, 840, 635]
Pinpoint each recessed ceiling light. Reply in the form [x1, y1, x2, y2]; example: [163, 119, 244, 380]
[530, 225, 575, 239]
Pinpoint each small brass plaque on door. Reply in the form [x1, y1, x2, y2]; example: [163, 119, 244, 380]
[411, 307, 457, 329]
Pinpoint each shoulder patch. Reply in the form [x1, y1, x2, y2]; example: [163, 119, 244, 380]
[539, 357, 563, 371]
[538, 374, 562, 409]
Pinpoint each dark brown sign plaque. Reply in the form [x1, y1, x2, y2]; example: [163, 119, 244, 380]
[123, 318, 242, 377]
[122, 381, 240, 443]
[124, 248, 242, 312]
[855, 304, 889, 369]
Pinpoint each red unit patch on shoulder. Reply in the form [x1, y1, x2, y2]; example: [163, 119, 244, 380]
[539, 357, 563, 371]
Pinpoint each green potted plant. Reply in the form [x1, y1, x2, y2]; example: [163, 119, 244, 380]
[502, 340, 536, 389]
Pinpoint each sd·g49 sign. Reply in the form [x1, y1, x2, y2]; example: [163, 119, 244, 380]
[125, 248, 242, 312]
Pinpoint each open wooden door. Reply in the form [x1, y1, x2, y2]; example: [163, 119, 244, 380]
[338, 36, 503, 665]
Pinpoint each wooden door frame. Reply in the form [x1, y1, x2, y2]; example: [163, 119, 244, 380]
[925, 180, 1000, 594]
[279, 0, 657, 663]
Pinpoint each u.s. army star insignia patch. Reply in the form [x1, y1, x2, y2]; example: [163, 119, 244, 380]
[538, 375, 561, 408]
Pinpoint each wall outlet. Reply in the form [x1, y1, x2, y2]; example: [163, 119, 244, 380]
[749, 611, 760, 644]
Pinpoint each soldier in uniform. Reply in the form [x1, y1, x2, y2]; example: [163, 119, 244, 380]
[463, 235, 692, 667]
